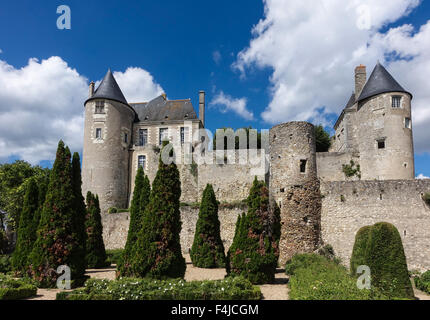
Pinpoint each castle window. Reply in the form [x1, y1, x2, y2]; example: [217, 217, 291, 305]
[95, 128, 102, 140]
[405, 117, 411, 129]
[300, 159, 307, 173]
[95, 101, 105, 114]
[159, 128, 168, 145]
[180, 127, 189, 145]
[392, 96, 401, 108]
[139, 129, 148, 146]
[138, 155, 146, 169]
[377, 139, 385, 149]
[124, 133, 128, 144]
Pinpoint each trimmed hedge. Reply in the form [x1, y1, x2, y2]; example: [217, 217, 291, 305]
[0, 255, 12, 274]
[106, 249, 124, 266]
[0, 274, 37, 300]
[56, 277, 262, 300]
[414, 271, 430, 294]
[350, 222, 414, 299]
[286, 254, 389, 300]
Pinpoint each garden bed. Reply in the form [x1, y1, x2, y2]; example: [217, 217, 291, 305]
[0, 274, 37, 300]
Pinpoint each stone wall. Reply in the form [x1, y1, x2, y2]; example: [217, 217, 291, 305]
[320, 179, 430, 272]
[102, 205, 246, 254]
[316, 152, 360, 181]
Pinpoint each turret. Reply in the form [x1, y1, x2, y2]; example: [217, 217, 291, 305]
[82, 70, 135, 212]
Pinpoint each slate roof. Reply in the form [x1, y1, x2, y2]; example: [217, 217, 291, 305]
[130, 95, 199, 122]
[357, 62, 412, 102]
[334, 92, 356, 129]
[85, 70, 129, 106]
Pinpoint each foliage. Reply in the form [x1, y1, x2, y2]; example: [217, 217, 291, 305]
[350, 222, 414, 299]
[190, 161, 198, 178]
[314, 125, 332, 152]
[0, 160, 51, 231]
[107, 207, 129, 214]
[106, 249, 124, 266]
[342, 160, 361, 179]
[132, 142, 185, 279]
[226, 177, 281, 284]
[213, 127, 262, 150]
[85, 192, 108, 268]
[11, 178, 40, 275]
[0, 274, 37, 300]
[29, 141, 86, 288]
[190, 184, 226, 268]
[118, 167, 150, 276]
[56, 276, 261, 300]
[0, 255, 12, 274]
[0, 230, 8, 255]
[286, 254, 389, 300]
[423, 193, 430, 206]
[414, 271, 430, 294]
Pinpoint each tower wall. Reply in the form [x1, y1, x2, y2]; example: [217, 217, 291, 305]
[270, 122, 322, 265]
[356, 92, 414, 180]
[82, 99, 134, 212]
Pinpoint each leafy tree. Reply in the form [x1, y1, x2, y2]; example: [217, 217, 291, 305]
[350, 222, 414, 299]
[71, 153, 87, 268]
[190, 184, 226, 268]
[11, 178, 39, 274]
[314, 125, 331, 152]
[118, 167, 151, 276]
[226, 177, 281, 284]
[85, 192, 108, 268]
[29, 141, 86, 288]
[132, 142, 186, 279]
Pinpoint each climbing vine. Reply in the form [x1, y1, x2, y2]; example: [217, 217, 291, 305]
[342, 160, 361, 179]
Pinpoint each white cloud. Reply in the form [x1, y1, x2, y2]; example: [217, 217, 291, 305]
[0, 49, 3, 54]
[417, 173, 430, 179]
[213, 50, 222, 65]
[210, 91, 254, 120]
[0, 58, 164, 164]
[234, 0, 430, 153]
[112, 67, 164, 103]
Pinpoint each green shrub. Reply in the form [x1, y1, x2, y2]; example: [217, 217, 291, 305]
[0, 274, 37, 300]
[106, 249, 124, 266]
[132, 142, 185, 279]
[118, 167, 150, 277]
[190, 184, 226, 268]
[108, 207, 118, 214]
[226, 178, 281, 284]
[29, 141, 86, 288]
[423, 193, 430, 206]
[85, 192, 108, 268]
[287, 254, 388, 300]
[56, 277, 261, 300]
[414, 271, 430, 294]
[0, 255, 12, 274]
[350, 222, 414, 299]
[0, 229, 8, 255]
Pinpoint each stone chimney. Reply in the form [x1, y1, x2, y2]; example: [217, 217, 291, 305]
[89, 81, 95, 98]
[199, 90, 205, 127]
[355, 65, 366, 98]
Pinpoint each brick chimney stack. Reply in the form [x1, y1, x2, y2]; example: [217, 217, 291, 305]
[89, 81, 95, 98]
[355, 65, 366, 98]
[199, 90, 205, 127]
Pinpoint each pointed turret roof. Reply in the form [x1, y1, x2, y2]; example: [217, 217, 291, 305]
[357, 62, 412, 102]
[85, 69, 128, 105]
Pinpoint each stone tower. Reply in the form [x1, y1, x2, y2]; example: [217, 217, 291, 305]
[355, 62, 415, 180]
[270, 122, 321, 265]
[82, 70, 135, 212]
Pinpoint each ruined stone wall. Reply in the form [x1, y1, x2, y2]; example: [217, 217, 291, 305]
[320, 179, 430, 272]
[316, 152, 360, 182]
[102, 205, 246, 254]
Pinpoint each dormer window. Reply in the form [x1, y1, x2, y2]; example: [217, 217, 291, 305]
[392, 96, 401, 108]
[95, 101, 105, 114]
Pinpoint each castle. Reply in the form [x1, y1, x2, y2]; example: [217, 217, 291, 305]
[82, 63, 430, 270]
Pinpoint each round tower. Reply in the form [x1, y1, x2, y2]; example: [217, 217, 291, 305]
[356, 62, 414, 180]
[270, 122, 321, 265]
[82, 70, 135, 212]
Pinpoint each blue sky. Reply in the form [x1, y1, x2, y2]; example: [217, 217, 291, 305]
[0, 0, 429, 177]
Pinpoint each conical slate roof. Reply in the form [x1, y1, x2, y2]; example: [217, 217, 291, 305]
[357, 62, 411, 102]
[85, 69, 128, 105]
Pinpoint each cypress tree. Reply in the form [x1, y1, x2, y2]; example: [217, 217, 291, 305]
[350, 222, 414, 299]
[190, 184, 226, 268]
[85, 192, 108, 268]
[12, 178, 39, 274]
[118, 167, 151, 276]
[29, 141, 86, 288]
[132, 142, 185, 279]
[71, 152, 87, 269]
[226, 177, 281, 284]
